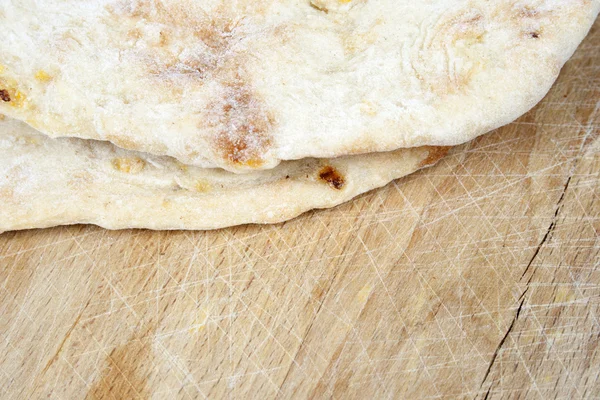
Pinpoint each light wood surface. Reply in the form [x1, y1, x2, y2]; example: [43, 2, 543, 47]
[1, 19, 599, 400]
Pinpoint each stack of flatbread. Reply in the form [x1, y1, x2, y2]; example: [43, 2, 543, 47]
[1, 0, 598, 232]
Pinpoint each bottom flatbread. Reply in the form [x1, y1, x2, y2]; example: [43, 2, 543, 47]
[0, 117, 449, 232]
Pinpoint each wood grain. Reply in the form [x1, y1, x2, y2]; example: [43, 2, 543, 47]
[1, 19, 599, 400]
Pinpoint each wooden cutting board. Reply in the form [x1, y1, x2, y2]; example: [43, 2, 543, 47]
[1, 20, 599, 400]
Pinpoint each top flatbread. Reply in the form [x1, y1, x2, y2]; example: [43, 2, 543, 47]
[0, 0, 598, 172]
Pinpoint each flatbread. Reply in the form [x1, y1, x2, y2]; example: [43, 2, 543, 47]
[0, 1, 597, 172]
[0, 116, 448, 232]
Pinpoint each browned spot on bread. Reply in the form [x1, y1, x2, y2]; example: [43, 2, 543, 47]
[530, 31, 540, 39]
[111, 157, 146, 174]
[432, 11, 486, 44]
[188, 19, 240, 77]
[419, 146, 451, 168]
[196, 18, 240, 49]
[108, 0, 281, 86]
[151, 16, 241, 80]
[127, 27, 142, 40]
[209, 75, 274, 168]
[318, 165, 345, 190]
[0, 79, 27, 108]
[195, 180, 212, 192]
[518, 6, 539, 18]
[35, 70, 53, 82]
[105, 135, 139, 151]
[109, 2, 233, 79]
[0, 89, 11, 102]
[496, 4, 552, 32]
[310, 0, 355, 13]
[110, 0, 273, 25]
[142, 14, 250, 100]
[310, 1, 329, 13]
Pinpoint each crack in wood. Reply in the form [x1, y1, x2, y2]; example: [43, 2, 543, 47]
[481, 158, 576, 394]
[479, 293, 527, 388]
[520, 175, 571, 282]
[482, 385, 492, 400]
